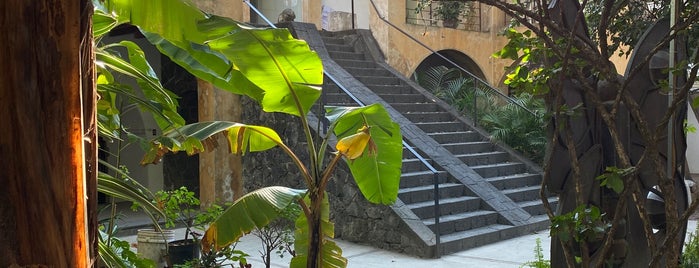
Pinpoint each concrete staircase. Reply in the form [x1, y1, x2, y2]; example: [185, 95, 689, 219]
[291, 23, 554, 257]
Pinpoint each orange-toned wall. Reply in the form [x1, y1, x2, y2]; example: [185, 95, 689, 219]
[367, 0, 513, 88]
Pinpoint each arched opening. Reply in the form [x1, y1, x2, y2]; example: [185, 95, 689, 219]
[411, 49, 486, 82]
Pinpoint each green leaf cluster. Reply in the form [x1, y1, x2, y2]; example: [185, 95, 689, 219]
[551, 205, 610, 244]
[596, 166, 634, 194]
[416, 65, 547, 164]
[493, 27, 552, 95]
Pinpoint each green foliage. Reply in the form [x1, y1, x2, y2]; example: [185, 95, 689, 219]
[415, 0, 473, 20]
[434, 1, 465, 20]
[682, 224, 699, 267]
[179, 243, 251, 268]
[203, 187, 308, 251]
[596, 166, 634, 194]
[97, 1, 403, 267]
[551, 205, 610, 243]
[520, 238, 551, 268]
[584, 0, 699, 59]
[98, 221, 156, 268]
[325, 105, 403, 204]
[253, 203, 301, 267]
[416, 65, 547, 164]
[480, 93, 547, 164]
[492, 26, 552, 95]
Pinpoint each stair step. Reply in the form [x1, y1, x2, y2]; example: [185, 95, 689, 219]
[367, 85, 414, 94]
[324, 43, 355, 52]
[407, 196, 481, 219]
[415, 121, 466, 133]
[403, 111, 454, 122]
[344, 67, 394, 77]
[456, 151, 510, 166]
[334, 59, 377, 68]
[470, 162, 526, 178]
[428, 131, 480, 143]
[398, 183, 465, 204]
[519, 197, 557, 215]
[329, 51, 366, 60]
[355, 76, 403, 86]
[392, 103, 440, 113]
[487, 173, 541, 190]
[502, 185, 541, 202]
[321, 36, 346, 45]
[402, 158, 436, 173]
[442, 142, 494, 155]
[399, 170, 448, 188]
[439, 224, 514, 255]
[321, 92, 359, 105]
[425, 210, 499, 235]
[378, 93, 429, 103]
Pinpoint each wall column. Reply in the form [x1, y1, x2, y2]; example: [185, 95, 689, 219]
[194, 0, 249, 205]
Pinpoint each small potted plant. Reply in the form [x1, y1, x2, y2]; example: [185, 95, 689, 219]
[153, 186, 223, 266]
[435, 1, 465, 28]
[416, 0, 467, 29]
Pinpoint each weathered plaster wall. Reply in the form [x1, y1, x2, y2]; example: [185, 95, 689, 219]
[195, 0, 249, 21]
[369, 0, 512, 87]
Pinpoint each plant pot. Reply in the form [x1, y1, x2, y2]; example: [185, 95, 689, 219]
[168, 239, 200, 265]
[442, 18, 459, 28]
[137, 229, 174, 268]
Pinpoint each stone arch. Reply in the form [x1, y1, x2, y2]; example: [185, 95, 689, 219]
[412, 49, 486, 82]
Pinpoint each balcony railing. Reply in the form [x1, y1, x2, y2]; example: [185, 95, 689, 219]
[405, 0, 485, 32]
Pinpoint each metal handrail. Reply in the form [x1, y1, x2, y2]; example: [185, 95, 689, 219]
[370, 0, 536, 117]
[242, 0, 443, 257]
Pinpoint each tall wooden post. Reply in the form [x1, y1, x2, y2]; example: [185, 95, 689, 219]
[0, 0, 94, 266]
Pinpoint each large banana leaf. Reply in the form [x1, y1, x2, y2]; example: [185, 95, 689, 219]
[141, 121, 283, 165]
[325, 104, 403, 205]
[201, 187, 307, 251]
[95, 44, 185, 133]
[290, 196, 347, 268]
[201, 15, 323, 116]
[99, 0, 322, 117]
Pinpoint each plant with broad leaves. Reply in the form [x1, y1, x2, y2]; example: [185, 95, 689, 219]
[95, 1, 403, 267]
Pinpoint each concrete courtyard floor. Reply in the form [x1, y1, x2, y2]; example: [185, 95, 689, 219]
[119, 220, 699, 268]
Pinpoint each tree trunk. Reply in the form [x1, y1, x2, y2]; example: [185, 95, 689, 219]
[0, 0, 94, 266]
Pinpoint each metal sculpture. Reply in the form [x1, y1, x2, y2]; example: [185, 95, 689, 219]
[545, 0, 690, 266]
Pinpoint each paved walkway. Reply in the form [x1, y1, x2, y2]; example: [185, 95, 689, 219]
[118, 220, 699, 268]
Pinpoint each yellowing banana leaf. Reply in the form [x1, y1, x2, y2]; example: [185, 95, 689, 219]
[325, 104, 402, 205]
[202, 186, 306, 251]
[141, 121, 283, 165]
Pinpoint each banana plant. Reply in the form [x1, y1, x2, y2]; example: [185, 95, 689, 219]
[96, 0, 403, 267]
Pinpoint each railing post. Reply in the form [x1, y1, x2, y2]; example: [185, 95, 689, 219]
[433, 171, 441, 258]
[473, 78, 478, 127]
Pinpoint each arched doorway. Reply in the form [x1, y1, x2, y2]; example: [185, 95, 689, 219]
[412, 49, 486, 82]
